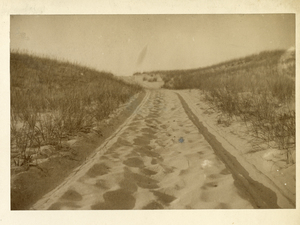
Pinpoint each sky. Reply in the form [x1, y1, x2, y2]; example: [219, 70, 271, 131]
[10, 14, 295, 76]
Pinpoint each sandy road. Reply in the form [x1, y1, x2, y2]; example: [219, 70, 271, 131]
[31, 90, 275, 210]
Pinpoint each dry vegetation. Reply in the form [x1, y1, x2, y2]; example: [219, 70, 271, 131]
[160, 49, 295, 164]
[11, 52, 143, 171]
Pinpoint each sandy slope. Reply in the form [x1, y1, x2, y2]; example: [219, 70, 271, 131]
[31, 90, 255, 210]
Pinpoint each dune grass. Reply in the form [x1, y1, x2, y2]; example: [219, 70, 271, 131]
[159, 49, 295, 164]
[11, 52, 143, 168]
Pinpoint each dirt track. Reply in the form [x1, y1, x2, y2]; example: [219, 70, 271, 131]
[31, 90, 280, 209]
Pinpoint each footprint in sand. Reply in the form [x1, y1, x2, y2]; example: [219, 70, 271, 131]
[91, 189, 136, 210]
[86, 163, 110, 177]
[123, 157, 145, 168]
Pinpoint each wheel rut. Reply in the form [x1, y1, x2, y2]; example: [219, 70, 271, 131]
[31, 90, 262, 210]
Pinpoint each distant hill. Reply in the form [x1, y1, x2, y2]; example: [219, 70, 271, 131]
[135, 49, 294, 90]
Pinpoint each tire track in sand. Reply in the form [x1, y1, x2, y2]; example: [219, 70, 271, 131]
[31, 90, 256, 210]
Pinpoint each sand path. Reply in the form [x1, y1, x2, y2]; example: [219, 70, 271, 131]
[32, 90, 256, 209]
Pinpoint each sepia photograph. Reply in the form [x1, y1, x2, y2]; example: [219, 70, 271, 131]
[10, 14, 295, 211]
[1, 1, 299, 224]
